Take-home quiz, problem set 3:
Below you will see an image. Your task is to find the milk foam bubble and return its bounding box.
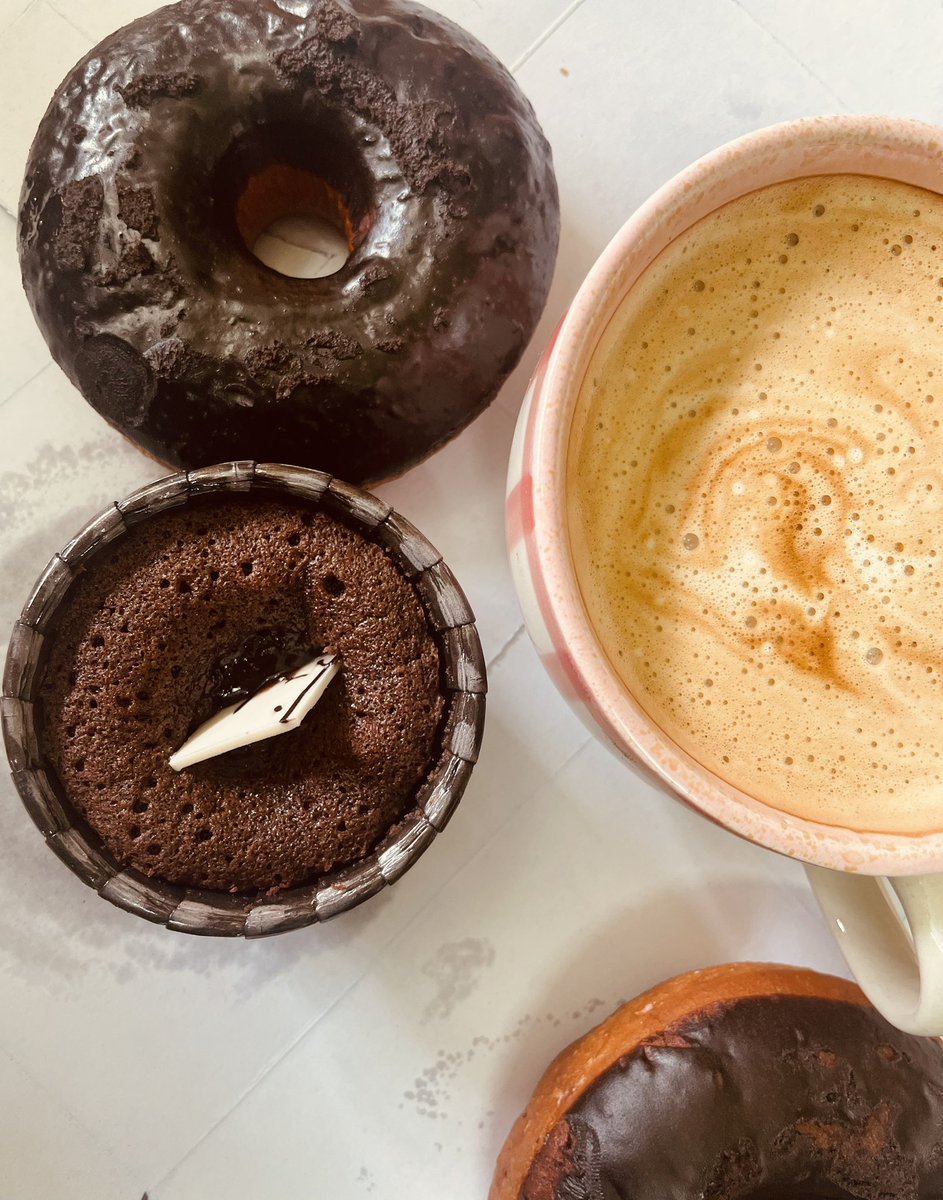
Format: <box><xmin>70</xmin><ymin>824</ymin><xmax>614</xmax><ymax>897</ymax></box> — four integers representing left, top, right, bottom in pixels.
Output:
<box><xmin>568</xmin><ymin>175</ymin><xmax>943</xmax><ymax>835</ymax></box>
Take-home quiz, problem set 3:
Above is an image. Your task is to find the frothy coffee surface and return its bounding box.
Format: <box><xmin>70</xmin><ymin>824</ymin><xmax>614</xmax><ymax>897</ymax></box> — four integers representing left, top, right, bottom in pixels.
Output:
<box><xmin>569</xmin><ymin>175</ymin><xmax>943</xmax><ymax>834</ymax></box>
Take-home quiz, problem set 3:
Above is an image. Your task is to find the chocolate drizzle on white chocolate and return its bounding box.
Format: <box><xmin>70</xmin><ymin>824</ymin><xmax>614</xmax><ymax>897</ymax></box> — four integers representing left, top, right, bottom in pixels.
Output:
<box><xmin>169</xmin><ymin>653</ymin><xmax>340</xmax><ymax>771</ymax></box>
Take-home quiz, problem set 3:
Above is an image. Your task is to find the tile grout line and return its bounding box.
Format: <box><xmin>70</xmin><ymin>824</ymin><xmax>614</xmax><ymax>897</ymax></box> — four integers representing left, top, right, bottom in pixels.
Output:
<box><xmin>0</xmin><ymin>1039</ymin><xmax>139</xmax><ymax>1185</ymax></box>
<box><xmin>44</xmin><ymin>0</ymin><xmax>94</xmax><ymax>44</ymax></box>
<box><xmin>150</xmin><ymin>726</ymin><xmax>595</xmax><ymax>1196</ymax></box>
<box><xmin>148</xmin><ymin>955</ymin><xmax>395</xmax><ymax>1194</ymax></box>
<box><xmin>726</xmin><ymin>0</ymin><xmax>851</xmax><ymax>111</ymax></box>
<box><xmin>2</xmin><ymin>0</ymin><xmax>35</xmax><ymax>33</ymax></box>
<box><xmin>0</xmin><ymin>361</ymin><xmax>53</xmax><ymax>411</ymax></box>
<box><xmin>510</xmin><ymin>0</ymin><xmax>592</xmax><ymax>74</ymax></box>
<box><xmin>485</xmin><ymin>622</ymin><xmax>525</xmax><ymax>673</ymax></box>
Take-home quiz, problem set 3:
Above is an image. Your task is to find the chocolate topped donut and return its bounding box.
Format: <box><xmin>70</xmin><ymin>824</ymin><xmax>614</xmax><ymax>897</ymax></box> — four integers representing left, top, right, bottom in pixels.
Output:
<box><xmin>18</xmin><ymin>0</ymin><xmax>559</xmax><ymax>482</ymax></box>
<box><xmin>493</xmin><ymin>964</ymin><xmax>943</xmax><ymax>1200</ymax></box>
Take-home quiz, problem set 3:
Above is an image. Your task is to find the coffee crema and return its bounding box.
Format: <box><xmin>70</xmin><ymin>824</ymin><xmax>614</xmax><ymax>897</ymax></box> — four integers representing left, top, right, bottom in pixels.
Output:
<box><xmin>569</xmin><ymin>175</ymin><xmax>943</xmax><ymax>835</ymax></box>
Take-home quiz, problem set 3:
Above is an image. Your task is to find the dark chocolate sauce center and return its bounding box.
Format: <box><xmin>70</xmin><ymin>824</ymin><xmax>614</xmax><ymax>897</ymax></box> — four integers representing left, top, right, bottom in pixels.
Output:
<box><xmin>205</xmin><ymin>627</ymin><xmax>314</xmax><ymax>709</ymax></box>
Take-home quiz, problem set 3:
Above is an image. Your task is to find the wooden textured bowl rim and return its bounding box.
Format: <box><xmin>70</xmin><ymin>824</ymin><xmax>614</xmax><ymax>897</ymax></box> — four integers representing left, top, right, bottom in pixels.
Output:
<box><xmin>2</xmin><ymin>461</ymin><xmax>486</xmax><ymax>937</ymax></box>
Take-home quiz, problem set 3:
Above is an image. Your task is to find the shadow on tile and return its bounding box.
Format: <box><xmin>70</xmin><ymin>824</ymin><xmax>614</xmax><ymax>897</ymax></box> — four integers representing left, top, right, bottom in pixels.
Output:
<box><xmin>0</xmin><ymin>776</ymin><xmax>398</xmax><ymax>992</ymax></box>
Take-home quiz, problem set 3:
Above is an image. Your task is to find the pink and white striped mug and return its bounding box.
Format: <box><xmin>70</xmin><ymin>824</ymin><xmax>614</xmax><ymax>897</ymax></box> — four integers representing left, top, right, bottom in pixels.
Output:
<box><xmin>507</xmin><ymin>115</ymin><xmax>943</xmax><ymax>1035</ymax></box>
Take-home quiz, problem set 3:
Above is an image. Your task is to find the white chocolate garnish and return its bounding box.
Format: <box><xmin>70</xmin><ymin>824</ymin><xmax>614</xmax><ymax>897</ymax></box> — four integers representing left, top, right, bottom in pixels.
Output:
<box><xmin>169</xmin><ymin>654</ymin><xmax>340</xmax><ymax>772</ymax></box>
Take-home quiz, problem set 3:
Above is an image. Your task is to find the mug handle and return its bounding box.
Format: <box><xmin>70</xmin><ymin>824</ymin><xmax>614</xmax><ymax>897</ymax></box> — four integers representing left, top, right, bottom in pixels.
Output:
<box><xmin>805</xmin><ymin>864</ymin><xmax>943</xmax><ymax>1036</ymax></box>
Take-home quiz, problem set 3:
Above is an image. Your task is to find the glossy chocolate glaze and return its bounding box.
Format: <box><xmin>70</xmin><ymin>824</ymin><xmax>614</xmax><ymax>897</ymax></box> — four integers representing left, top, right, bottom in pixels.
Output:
<box><xmin>522</xmin><ymin>995</ymin><xmax>943</xmax><ymax>1200</ymax></box>
<box><xmin>19</xmin><ymin>0</ymin><xmax>560</xmax><ymax>483</ymax></box>
<box><xmin>205</xmin><ymin>626</ymin><xmax>316</xmax><ymax>708</ymax></box>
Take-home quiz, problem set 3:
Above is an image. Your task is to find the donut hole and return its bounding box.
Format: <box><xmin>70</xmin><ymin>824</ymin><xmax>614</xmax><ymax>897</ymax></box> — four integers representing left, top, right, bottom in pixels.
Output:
<box><xmin>224</xmin><ymin>121</ymin><xmax>373</xmax><ymax>281</ymax></box>
<box><xmin>252</xmin><ymin>211</ymin><xmax>350</xmax><ymax>279</ymax></box>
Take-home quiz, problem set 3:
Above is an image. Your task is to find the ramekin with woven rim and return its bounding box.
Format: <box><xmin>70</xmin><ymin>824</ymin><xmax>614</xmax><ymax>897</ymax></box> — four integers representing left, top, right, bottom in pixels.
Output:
<box><xmin>3</xmin><ymin>461</ymin><xmax>485</xmax><ymax>936</ymax></box>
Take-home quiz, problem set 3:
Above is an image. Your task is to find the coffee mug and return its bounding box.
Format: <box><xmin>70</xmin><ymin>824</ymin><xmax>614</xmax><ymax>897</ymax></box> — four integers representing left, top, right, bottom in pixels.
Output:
<box><xmin>507</xmin><ymin>115</ymin><xmax>943</xmax><ymax>1036</ymax></box>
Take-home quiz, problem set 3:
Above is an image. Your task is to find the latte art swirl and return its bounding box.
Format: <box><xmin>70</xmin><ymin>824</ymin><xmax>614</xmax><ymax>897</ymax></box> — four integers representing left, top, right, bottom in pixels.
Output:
<box><xmin>569</xmin><ymin>176</ymin><xmax>943</xmax><ymax>833</ymax></box>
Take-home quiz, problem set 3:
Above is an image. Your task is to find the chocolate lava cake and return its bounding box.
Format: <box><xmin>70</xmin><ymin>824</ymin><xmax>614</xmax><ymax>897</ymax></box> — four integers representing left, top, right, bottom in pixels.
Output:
<box><xmin>39</xmin><ymin>494</ymin><xmax>444</xmax><ymax>893</ymax></box>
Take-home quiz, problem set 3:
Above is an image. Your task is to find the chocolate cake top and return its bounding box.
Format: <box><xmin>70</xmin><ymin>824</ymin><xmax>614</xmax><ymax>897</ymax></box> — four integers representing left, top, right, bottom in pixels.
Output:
<box><xmin>40</xmin><ymin>494</ymin><xmax>444</xmax><ymax>893</ymax></box>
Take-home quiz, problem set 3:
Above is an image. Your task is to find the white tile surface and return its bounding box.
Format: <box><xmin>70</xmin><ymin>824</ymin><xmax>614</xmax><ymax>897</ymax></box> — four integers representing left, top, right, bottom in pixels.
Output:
<box><xmin>0</xmin><ymin>362</ymin><xmax>147</xmax><ymax>638</ymax></box>
<box><xmin>378</xmin><ymin>400</ymin><xmax>522</xmax><ymax>661</ymax></box>
<box><xmin>0</xmin><ymin>0</ymin><xmax>927</xmax><ymax>1197</ymax></box>
<box><xmin>493</xmin><ymin>0</ymin><xmax>847</xmax><ymax>424</ymax></box>
<box><xmin>737</xmin><ymin>0</ymin><xmax>943</xmax><ymax>119</ymax></box>
<box><xmin>0</xmin><ymin>0</ymin><xmax>91</xmax><ymax>215</ymax></box>
<box><xmin>0</xmin><ymin>1048</ymin><xmax>138</xmax><ymax>1200</ymax></box>
<box><xmin>0</xmin><ymin>214</ymin><xmax>53</xmax><ymax>400</ymax></box>
<box><xmin>0</xmin><ymin>0</ymin><xmax>32</xmax><ymax>35</ymax></box>
<box><xmin>153</xmin><ymin>735</ymin><xmax>845</xmax><ymax>1200</ymax></box>
<box><xmin>44</xmin><ymin>0</ymin><xmax>173</xmax><ymax>43</ymax></box>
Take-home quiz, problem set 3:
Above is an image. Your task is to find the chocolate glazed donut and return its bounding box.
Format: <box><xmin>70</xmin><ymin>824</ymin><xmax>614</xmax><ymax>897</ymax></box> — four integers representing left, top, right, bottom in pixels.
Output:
<box><xmin>492</xmin><ymin>964</ymin><xmax>943</xmax><ymax>1200</ymax></box>
<box><xmin>18</xmin><ymin>0</ymin><xmax>560</xmax><ymax>483</ymax></box>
